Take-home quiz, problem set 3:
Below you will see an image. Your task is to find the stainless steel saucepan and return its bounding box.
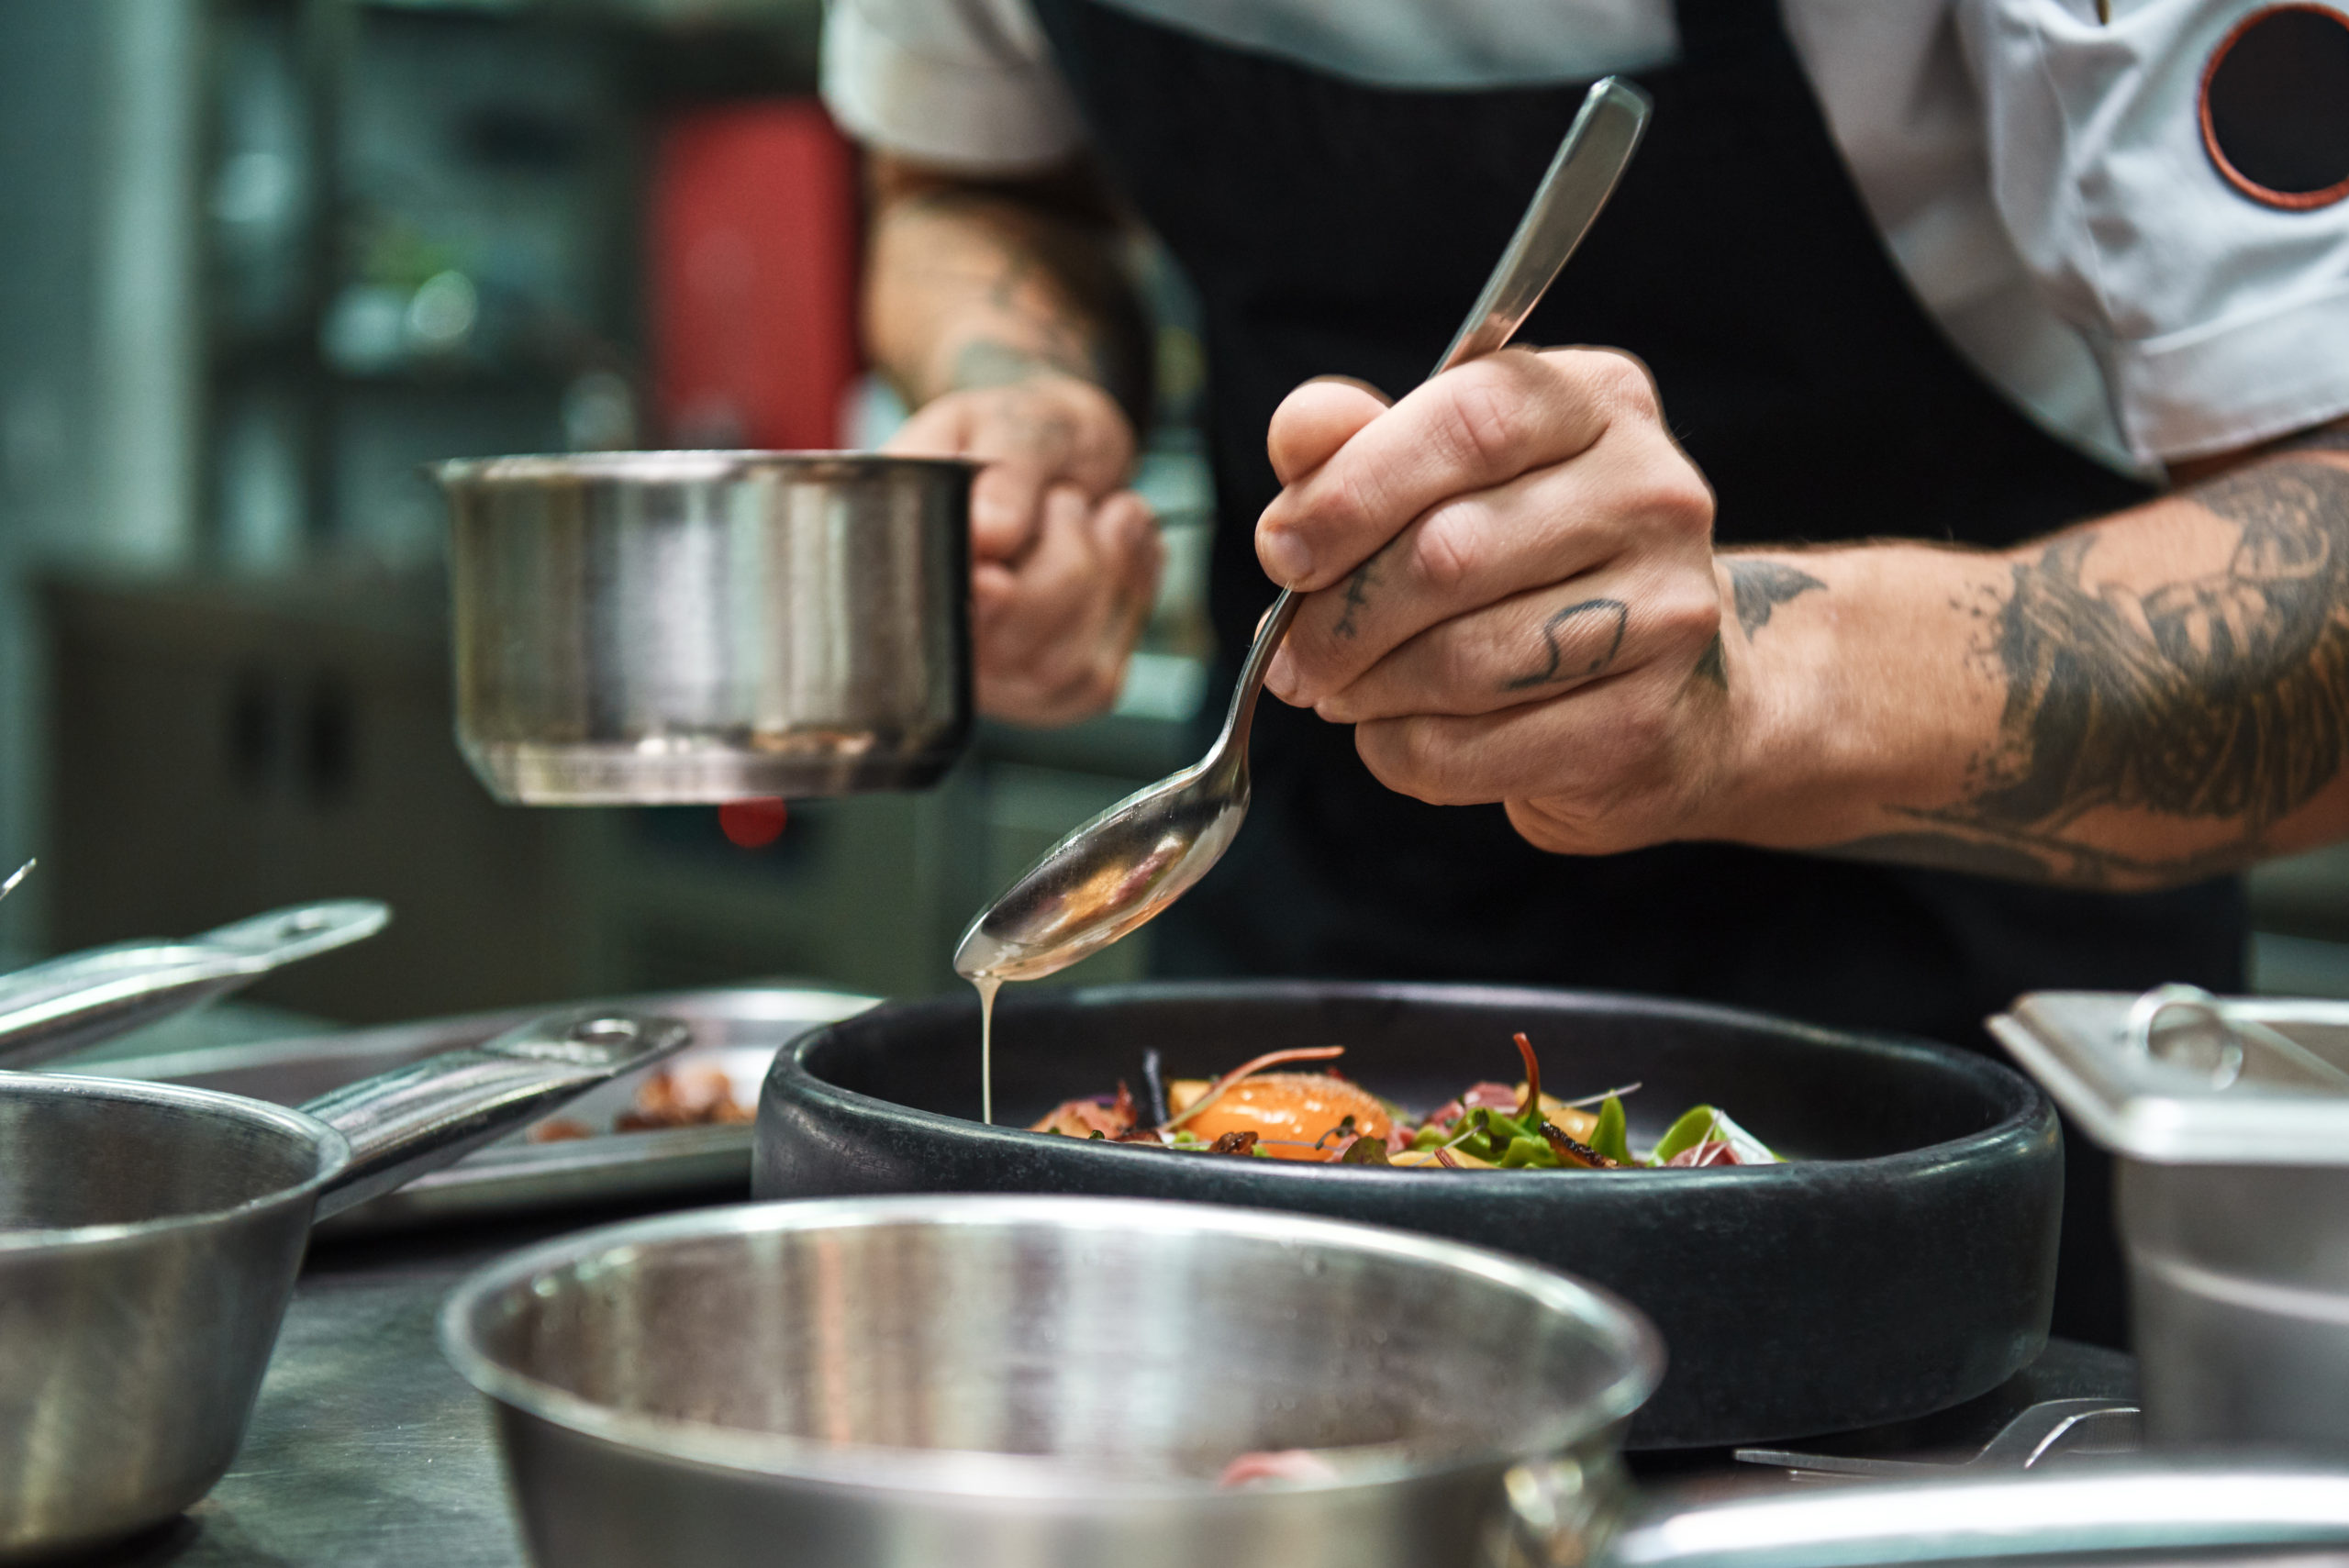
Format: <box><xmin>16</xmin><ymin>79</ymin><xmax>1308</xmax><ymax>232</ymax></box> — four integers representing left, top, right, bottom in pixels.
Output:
<box><xmin>434</xmin><ymin>450</ymin><xmax>976</xmax><ymax>805</ymax></box>
<box><xmin>0</xmin><ymin>898</ymin><xmax>386</xmax><ymax>1068</ymax></box>
<box><xmin>0</xmin><ymin>1006</ymin><xmax>689</xmax><ymax>1561</ymax></box>
<box><xmin>442</xmin><ymin>1195</ymin><xmax>2349</xmax><ymax>1568</ymax></box>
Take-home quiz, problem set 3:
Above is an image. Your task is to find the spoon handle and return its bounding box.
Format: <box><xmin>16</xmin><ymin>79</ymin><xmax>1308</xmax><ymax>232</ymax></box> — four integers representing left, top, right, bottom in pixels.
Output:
<box><xmin>1213</xmin><ymin>76</ymin><xmax>1653</xmax><ymax>756</ymax></box>
<box><xmin>1431</xmin><ymin>77</ymin><xmax>1652</xmax><ymax>377</ymax></box>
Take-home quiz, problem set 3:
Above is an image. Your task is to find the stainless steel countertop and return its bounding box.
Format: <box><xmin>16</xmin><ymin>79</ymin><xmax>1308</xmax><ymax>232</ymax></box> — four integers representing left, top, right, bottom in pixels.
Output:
<box><xmin>71</xmin><ymin>1195</ymin><xmax>2139</xmax><ymax>1568</ymax></box>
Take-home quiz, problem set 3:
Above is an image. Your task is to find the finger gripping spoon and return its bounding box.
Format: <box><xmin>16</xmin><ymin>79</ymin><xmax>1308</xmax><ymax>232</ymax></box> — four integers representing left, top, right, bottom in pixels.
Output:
<box><xmin>955</xmin><ymin>77</ymin><xmax>1653</xmax><ymax>987</ymax></box>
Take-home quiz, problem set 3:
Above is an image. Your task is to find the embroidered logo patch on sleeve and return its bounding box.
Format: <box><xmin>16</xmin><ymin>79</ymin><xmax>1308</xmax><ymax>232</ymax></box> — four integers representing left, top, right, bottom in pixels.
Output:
<box><xmin>2201</xmin><ymin>5</ymin><xmax>2349</xmax><ymax>210</ymax></box>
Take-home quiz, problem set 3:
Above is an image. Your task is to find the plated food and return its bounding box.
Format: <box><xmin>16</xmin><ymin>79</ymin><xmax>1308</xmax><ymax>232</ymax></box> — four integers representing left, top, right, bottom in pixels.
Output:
<box><xmin>527</xmin><ymin>1062</ymin><xmax>754</xmax><ymax>1142</ymax></box>
<box><xmin>1031</xmin><ymin>1032</ymin><xmax>1776</xmax><ymax>1169</ymax></box>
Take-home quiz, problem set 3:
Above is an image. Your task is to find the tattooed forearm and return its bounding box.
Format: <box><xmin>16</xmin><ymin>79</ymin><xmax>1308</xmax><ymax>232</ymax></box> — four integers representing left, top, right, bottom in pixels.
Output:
<box><xmin>1864</xmin><ymin>422</ymin><xmax>2349</xmax><ymax>886</ymax></box>
<box><xmin>1503</xmin><ymin>598</ymin><xmax>1629</xmax><ymax>691</ymax></box>
<box><xmin>865</xmin><ymin>156</ymin><xmax>1152</xmax><ymax>425</ymax></box>
<box><xmin>1727</xmin><ymin>559</ymin><xmax>1826</xmax><ymax>637</ymax></box>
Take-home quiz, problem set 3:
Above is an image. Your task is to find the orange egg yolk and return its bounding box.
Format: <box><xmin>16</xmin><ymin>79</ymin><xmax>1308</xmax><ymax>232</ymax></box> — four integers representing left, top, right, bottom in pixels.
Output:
<box><xmin>1178</xmin><ymin>1073</ymin><xmax>1393</xmax><ymax>1160</ymax></box>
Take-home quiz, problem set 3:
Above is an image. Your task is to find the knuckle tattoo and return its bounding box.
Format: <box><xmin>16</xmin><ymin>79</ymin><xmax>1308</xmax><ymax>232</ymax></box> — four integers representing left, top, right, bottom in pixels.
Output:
<box><xmin>1500</xmin><ymin>597</ymin><xmax>1631</xmax><ymax>692</ymax></box>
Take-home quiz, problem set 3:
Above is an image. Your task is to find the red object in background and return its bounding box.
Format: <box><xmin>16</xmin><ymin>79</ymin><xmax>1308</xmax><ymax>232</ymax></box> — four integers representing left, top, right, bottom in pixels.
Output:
<box><xmin>651</xmin><ymin>102</ymin><xmax>861</xmax><ymax>450</ymax></box>
<box><xmin>718</xmin><ymin>798</ymin><xmax>790</xmax><ymax>850</ymax></box>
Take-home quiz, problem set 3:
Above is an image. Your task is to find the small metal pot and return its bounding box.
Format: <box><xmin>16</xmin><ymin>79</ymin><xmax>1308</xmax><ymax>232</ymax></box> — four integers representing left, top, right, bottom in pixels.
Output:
<box><xmin>442</xmin><ymin>1195</ymin><xmax>1660</xmax><ymax>1568</ymax></box>
<box><xmin>434</xmin><ymin>450</ymin><xmax>975</xmax><ymax>806</ymax></box>
<box><xmin>0</xmin><ymin>1006</ymin><xmax>689</xmax><ymax>1560</ymax></box>
<box><xmin>442</xmin><ymin>1195</ymin><xmax>2349</xmax><ymax>1568</ymax></box>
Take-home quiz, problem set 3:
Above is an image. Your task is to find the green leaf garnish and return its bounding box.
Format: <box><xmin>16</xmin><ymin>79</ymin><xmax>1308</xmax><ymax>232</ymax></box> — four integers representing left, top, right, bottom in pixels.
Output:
<box><xmin>1590</xmin><ymin>1095</ymin><xmax>1631</xmax><ymax>1166</ymax></box>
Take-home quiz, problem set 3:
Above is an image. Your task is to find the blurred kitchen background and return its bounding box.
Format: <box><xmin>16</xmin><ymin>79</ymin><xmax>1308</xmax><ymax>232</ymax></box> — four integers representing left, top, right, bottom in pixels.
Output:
<box><xmin>0</xmin><ymin>0</ymin><xmax>2344</xmax><ymax>1041</ymax></box>
<box><xmin>0</xmin><ymin>0</ymin><xmax>1220</xmax><ymax>1039</ymax></box>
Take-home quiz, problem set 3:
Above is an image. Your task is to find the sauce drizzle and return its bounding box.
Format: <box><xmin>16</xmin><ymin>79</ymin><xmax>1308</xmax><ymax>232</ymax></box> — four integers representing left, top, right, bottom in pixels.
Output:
<box><xmin>973</xmin><ymin>974</ymin><xmax>1003</xmax><ymax>1126</ymax></box>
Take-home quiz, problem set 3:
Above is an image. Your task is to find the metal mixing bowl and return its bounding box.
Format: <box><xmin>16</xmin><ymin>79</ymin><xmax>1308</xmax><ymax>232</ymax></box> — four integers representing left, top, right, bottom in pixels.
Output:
<box><xmin>435</xmin><ymin>450</ymin><xmax>974</xmax><ymax>805</ymax></box>
<box><xmin>440</xmin><ymin>1195</ymin><xmax>1663</xmax><ymax>1568</ymax></box>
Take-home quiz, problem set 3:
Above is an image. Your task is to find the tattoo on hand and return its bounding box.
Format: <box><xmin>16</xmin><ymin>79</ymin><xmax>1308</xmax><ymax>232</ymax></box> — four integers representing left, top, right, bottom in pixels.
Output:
<box><xmin>1503</xmin><ymin>598</ymin><xmax>1630</xmax><ymax>691</ymax></box>
<box><xmin>952</xmin><ymin>338</ymin><xmax>1096</xmax><ymax>391</ymax></box>
<box><xmin>1694</xmin><ymin>633</ymin><xmax>1729</xmax><ymax>690</ymax></box>
<box><xmin>1865</xmin><ymin>436</ymin><xmax>2349</xmax><ymax>885</ymax></box>
<box><xmin>1333</xmin><ymin>556</ymin><xmax>1381</xmax><ymax>639</ymax></box>
<box><xmin>1727</xmin><ymin>559</ymin><xmax>1826</xmax><ymax>637</ymax></box>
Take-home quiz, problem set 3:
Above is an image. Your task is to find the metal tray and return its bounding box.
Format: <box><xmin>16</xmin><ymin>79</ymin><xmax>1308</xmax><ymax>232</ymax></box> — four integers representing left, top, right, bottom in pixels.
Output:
<box><xmin>1991</xmin><ymin>985</ymin><xmax>2349</xmax><ymax>1451</ymax></box>
<box><xmin>102</xmin><ymin>986</ymin><xmax>874</xmax><ymax>1235</ymax></box>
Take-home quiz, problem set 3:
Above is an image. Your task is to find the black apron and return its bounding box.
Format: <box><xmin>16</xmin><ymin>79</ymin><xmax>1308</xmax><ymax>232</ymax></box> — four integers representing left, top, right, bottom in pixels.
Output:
<box><xmin>1023</xmin><ymin>0</ymin><xmax>2246</xmax><ymax>1347</ymax></box>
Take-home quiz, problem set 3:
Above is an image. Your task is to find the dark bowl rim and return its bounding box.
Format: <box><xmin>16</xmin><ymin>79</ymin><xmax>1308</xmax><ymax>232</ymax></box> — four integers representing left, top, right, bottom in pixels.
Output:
<box><xmin>769</xmin><ymin>979</ymin><xmax>2055</xmax><ymax>1189</ymax></box>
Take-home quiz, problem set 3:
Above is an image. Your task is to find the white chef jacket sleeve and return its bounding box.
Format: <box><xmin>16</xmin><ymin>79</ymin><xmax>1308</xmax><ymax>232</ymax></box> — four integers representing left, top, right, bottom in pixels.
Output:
<box><xmin>1961</xmin><ymin>0</ymin><xmax>2349</xmax><ymax>463</ymax></box>
<box><xmin>821</xmin><ymin>0</ymin><xmax>1087</xmax><ymax>172</ymax></box>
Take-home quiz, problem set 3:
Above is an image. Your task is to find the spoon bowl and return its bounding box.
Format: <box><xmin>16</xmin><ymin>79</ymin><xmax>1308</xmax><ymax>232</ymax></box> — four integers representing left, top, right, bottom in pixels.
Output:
<box><xmin>953</xmin><ymin>601</ymin><xmax>1291</xmax><ymax>980</ymax></box>
<box><xmin>955</xmin><ymin>78</ymin><xmax>1652</xmax><ymax>984</ymax></box>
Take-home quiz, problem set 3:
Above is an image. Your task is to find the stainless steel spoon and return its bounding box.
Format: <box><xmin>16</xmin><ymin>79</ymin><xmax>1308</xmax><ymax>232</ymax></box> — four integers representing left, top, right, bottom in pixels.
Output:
<box><xmin>955</xmin><ymin>77</ymin><xmax>1653</xmax><ymax>984</ymax></box>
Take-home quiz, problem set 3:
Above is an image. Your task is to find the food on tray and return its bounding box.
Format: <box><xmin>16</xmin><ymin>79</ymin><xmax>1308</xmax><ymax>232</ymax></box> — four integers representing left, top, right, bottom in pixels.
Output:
<box><xmin>524</xmin><ymin>1062</ymin><xmax>753</xmax><ymax>1143</ymax></box>
<box><xmin>1030</xmin><ymin>1033</ymin><xmax>1776</xmax><ymax>1169</ymax></box>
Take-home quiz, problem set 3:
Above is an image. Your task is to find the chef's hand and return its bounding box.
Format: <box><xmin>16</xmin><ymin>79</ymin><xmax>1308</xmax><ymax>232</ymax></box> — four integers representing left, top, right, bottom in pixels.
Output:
<box><xmin>888</xmin><ymin>372</ymin><xmax>1163</xmax><ymax>726</ymax></box>
<box><xmin>1256</xmin><ymin>348</ymin><xmax>1741</xmax><ymax>854</ymax></box>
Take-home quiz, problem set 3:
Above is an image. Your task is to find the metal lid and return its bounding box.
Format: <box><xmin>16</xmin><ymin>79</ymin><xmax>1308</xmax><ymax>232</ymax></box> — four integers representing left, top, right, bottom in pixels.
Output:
<box><xmin>1988</xmin><ymin>985</ymin><xmax>2349</xmax><ymax>1165</ymax></box>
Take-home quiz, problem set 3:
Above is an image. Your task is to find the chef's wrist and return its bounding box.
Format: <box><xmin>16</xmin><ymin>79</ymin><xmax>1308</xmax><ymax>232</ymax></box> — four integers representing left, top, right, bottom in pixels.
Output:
<box><xmin>943</xmin><ymin>347</ymin><xmax>1141</xmax><ymax>443</ymax></box>
<box><xmin>938</xmin><ymin>339</ymin><xmax>1088</xmax><ymax>395</ymax></box>
<box><xmin>930</xmin><ymin>330</ymin><xmax>1151</xmax><ymax>435</ymax></box>
<box><xmin>1699</xmin><ymin>544</ymin><xmax>2004</xmax><ymax>852</ymax></box>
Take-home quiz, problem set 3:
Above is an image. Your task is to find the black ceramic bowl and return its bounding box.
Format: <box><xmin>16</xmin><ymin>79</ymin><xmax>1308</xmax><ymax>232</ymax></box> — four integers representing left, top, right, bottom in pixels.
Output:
<box><xmin>754</xmin><ymin>982</ymin><xmax>2060</xmax><ymax>1448</ymax></box>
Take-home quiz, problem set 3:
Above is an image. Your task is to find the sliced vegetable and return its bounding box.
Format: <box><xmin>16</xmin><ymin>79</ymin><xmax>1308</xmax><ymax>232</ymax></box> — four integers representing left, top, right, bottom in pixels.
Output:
<box><xmin>1649</xmin><ymin>1105</ymin><xmax>1725</xmax><ymax>1166</ymax></box>
<box><xmin>1589</xmin><ymin>1095</ymin><xmax>1632</xmax><ymax>1166</ymax></box>
<box><xmin>1646</xmin><ymin>1105</ymin><xmax>1777</xmax><ymax>1167</ymax></box>
<box><xmin>1514</xmin><ymin>1031</ymin><xmax>1542</xmax><ymax>1120</ymax></box>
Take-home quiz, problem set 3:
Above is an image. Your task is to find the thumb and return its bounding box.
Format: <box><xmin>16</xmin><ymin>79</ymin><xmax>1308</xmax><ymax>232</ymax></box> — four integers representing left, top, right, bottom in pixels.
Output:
<box><xmin>1266</xmin><ymin>375</ymin><xmax>1392</xmax><ymax>486</ymax></box>
<box><xmin>970</xmin><ymin>459</ymin><xmax>1048</xmax><ymax>562</ymax></box>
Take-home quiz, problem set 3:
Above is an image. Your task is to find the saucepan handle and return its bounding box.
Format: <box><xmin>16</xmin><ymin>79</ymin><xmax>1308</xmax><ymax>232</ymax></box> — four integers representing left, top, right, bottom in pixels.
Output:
<box><xmin>1592</xmin><ymin>1462</ymin><xmax>2349</xmax><ymax>1568</ymax></box>
<box><xmin>0</xmin><ymin>899</ymin><xmax>390</xmax><ymax>1069</ymax></box>
<box><xmin>302</xmin><ymin>1007</ymin><xmax>692</xmax><ymax>1220</ymax></box>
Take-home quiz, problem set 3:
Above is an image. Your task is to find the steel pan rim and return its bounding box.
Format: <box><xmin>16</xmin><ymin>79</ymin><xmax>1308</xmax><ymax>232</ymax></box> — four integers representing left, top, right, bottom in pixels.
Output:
<box><xmin>773</xmin><ymin>980</ymin><xmax>2051</xmax><ymax>1189</ymax></box>
<box><xmin>430</xmin><ymin>450</ymin><xmax>981</xmax><ymax>488</ymax></box>
<box><xmin>0</xmin><ymin>1071</ymin><xmax>344</xmax><ymax>1255</ymax></box>
<box><xmin>439</xmin><ymin>1193</ymin><xmax>1665</xmax><ymax>1499</ymax></box>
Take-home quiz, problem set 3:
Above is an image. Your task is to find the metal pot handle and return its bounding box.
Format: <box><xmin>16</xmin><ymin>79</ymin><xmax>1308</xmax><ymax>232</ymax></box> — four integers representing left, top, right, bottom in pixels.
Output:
<box><xmin>1495</xmin><ymin>1450</ymin><xmax>1637</xmax><ymax>1568</ymax></box>
<box><xmin>0</xmin><ymin>900</ymin><xmax>391</xmax><ymax>1069</ymax></box>
<box><xmin>301</xmin><ymin>1007</ymin><xmax>692</xmax><ymax>1219</ymax></box>
<box><xmin>1598</xmin><ymin>1462</ymin><xmax>2349</xmax><ymax>1568</ymax></box>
